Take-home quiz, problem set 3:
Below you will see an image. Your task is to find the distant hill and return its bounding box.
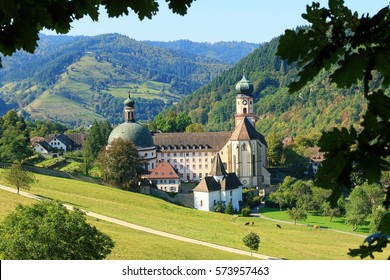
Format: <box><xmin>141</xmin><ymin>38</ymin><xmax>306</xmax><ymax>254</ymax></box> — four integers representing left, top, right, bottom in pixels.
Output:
<box><xmin>143</xmin><ymin>40</ymin><xmax>259</xmax><ymax>64</ymax></box>
<box><xmin>0</xmin><ymin>34</ymin><xmax>252</xmax><ymax>126</ymax></box>
<box><xmin>167</xmin><ymin>37</ymin><xmax>379</xmax><ymax>138</ymax></box>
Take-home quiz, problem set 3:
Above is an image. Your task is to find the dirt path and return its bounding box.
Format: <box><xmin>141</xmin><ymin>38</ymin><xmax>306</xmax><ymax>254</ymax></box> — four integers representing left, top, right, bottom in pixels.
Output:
<box><xmin>0</xmin><ymin>184</ymin><xmax>278</xmax><ymax>260</ymax></box>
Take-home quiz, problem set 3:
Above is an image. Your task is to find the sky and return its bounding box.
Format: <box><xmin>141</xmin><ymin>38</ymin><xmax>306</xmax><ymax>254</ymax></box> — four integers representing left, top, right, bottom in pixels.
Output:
<box><xmin>43</xmin><ymin>0</ymin><xmax>389</xmax><ymax>43</ymax></box>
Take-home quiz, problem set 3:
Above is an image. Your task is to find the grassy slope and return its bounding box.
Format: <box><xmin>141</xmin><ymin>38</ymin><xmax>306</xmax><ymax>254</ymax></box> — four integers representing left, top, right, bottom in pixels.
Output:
<box><xmin>0</xmin><ymin>190</ymin><xmax>250</xmax><ymax>260</ymax></box>
<box><xmin>22</xmin><ymin>53</ymin><xmax>181</xmax><ymax>124</ymax></box>
<box><xmin>0</xmin><ymin>172</ymin><xmax>389</xmax><ymax>260</ymax></box>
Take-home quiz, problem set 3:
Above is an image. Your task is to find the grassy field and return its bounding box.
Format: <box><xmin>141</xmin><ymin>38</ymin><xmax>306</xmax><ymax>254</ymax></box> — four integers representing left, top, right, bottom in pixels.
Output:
<box><xmin>259</xmin><ymin>207</ymin><xmax>371</xmax><ymax>234</ymax></box>
<box><xmin>1</xmin><ymin>171</ymin><xmax>389</xmax><ymax>260</ymax></box>
<box><xmin>0</xmin><ymin>190</ymin><xmax>251</xmax><ymax>260</ymax></box>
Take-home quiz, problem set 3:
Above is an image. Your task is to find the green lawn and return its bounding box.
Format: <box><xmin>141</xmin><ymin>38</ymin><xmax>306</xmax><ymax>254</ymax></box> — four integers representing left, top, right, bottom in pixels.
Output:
<box><xmin>0</xmin><ymin>171</ymin><xmax>389</xmax><ymax>260</ymax></box>
<box><xmin>0</xmin><ymin>190</ymin><xmax>250</xmax><ymax>260</ymax></box>
<box><xmin>259</xmin><ymin>207</ymin><xmax>371</xmax><ymax>234</ymax></box>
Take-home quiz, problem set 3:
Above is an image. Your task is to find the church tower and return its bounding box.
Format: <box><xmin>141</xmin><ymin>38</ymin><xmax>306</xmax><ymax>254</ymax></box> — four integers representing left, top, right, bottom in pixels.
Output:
<box><xmin>234</xmin><ymin>72</ymin><xmax>257</xmax><ymax>128</ymax></box>
<box><xmin>124</xmin><ymin>93</ymin><xmax>135</xmax><ymax>122</ymax></box>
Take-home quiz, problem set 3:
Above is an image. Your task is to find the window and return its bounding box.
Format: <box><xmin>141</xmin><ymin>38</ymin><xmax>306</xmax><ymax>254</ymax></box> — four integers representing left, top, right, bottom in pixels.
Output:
<box><xmin>192</xmin><ymin>152</ymin><xmax>195</xmax><ymax>156</ymax></box>
<box><xmin>200</xmin><ymin>200</ymin><xmax>203</xmax><ymax>207</ymax></box>
<box><xmin>205</xmin><ymin>158</ymin><xmax>208</xmax><ymax>162</ymax></box>
<box><xmin>180</xmin><ymin>159</ymin><xmax>183</xmax><ymax>163</ymax></box>
<box><xmin>205</xmin><ymin>164</ymin><xmax>208</xmax><ymax>169</ymax></box>
<box><xmin>192</xmin><ymin>158</ymin><xmax>195</xmax><ymax>162</ymax></box>
<box><xmin>243</xmin><ymin>107</ymin><xmax>247</xmax><ymax>114</ymax></box>
<box><xmin>242</xmin><ymin>143</ymin><xmax>247</xmax><ymax>151</ymax></box>
<box><xmin>199</xmin><ymin>164</ymin><xmax>202</xmax><ymax>169</ymax></box>
<box><xmin>199</xmin><ymin>158</ymin><xmax>202</xmax><ymax>162</ymax></box>
<box><xmin>193</xmin><ymin>165</ymin><xmax>196</xmax><ymax>169</ymax></box>
<box><xmin>186</xmin><ymin>158</ymin><xmax>189</xmax><ymax>162</ymax></box>
<box><xmin>173</xmin><ymin>153</ymin><xmax>177</xmax><ymax>156</ymax></box>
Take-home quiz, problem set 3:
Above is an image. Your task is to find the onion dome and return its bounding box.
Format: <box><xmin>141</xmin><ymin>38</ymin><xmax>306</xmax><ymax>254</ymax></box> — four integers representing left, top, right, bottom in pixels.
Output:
<box><xmin>235</xmin><ymin>74</ymin><xmax>254</xmax><ymax>95</ymax></box>
<box><xmin>124</xmin><ymin>94</ymin><xmax>134</xmax><ymax>108</ymax></box>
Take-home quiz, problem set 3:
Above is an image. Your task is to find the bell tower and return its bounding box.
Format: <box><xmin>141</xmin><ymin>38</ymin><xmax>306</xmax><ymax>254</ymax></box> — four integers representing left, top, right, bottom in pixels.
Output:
<box><xmin>234</xmin><ymin>72</ymin><xmax>257</xmax><ymax>128</ymax></box>
<box><xmin>124</xmin><ymin>93</ymin><xmax>135</xmax><ymax>123</ymax></box>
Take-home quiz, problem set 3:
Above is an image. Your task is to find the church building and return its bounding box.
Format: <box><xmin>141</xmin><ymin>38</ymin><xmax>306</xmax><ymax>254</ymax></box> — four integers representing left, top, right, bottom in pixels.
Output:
<box><xmin>107</xmin><ymin>74</ymin><xmax>270</xmax><ymax>194</ymax></box>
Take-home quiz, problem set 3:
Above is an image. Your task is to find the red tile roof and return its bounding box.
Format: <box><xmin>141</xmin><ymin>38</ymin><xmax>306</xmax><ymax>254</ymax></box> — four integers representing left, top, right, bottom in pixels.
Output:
<box><xmin>147</xmin><ymin>162</ymin><xmax>179</xmax><ymax>179</ymax></box>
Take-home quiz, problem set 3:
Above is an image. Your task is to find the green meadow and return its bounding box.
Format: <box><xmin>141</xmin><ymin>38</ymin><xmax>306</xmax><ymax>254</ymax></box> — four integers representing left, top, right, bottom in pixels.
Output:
<box><xmin>0</xmin><ymin>190</ymin><xmax>250</xmax><ymax>260</ymax></box>
<box><xmin>1</xmin><ymin>171</ymin><xmax>389</xmax><ymax>260</ymax></box>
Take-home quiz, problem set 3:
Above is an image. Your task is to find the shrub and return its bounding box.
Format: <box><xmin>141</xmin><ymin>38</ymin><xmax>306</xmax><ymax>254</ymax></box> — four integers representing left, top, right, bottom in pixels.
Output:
<box><xmin>241</xmin><ymin>207</ymin><xmax>251</xmax><ymax>217</ymax></box>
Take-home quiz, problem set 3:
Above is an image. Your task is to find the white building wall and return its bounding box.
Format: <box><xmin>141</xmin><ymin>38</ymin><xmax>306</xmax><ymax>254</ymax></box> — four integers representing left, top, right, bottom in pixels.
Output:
<box><xmin>194</xmin><ymin>191</ymin><xmax>220</xmax><ymax>211</ymax></box>
<box><xmin>48</xmin><ymin>139</ymin><xmax>67</xmax><ymax>153</ymax></box>
<box><xmin>33</xmin><ymin>144</ymin><xmax>49</xmax><ymax>155</ymax></box>
<box><xmin>157</xmin><ymin>149</ymin><xmax>215</xmax><ymax>181</ymax></box>
<box><xmin>221</xmin><ymin>187</ymin><xmax>242</xmax><ymax>212</ymax></box>
<box><xmin>138</xmin><ymin>146</ymin><xmax>157</xmax><ymax>172</ymax></box>
<box><xmin>155</xmin><ymin>179</ymin><xmax>180</xmax><ymax>193</ymax></box>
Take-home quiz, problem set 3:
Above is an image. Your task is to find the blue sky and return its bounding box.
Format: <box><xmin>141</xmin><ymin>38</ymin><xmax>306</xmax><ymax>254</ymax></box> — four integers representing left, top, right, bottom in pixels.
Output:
<box><xmin>43</xmin><ymin>0</ymin><xmax>389</xmax><ymax>43</ymax></box>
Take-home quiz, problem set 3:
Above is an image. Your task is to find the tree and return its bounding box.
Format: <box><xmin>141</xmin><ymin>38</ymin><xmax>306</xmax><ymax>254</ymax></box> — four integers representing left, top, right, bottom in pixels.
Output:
<box><xmin>97</xmin><ymin>138</ymin><xmax>144</xmax><ymax>189</ymax></box>
<box><xmin>0</xmin><ymin>0</ymin><xmax>194</xmax><ymax>66</ymax></box>
<box><xmin>265</xmin><ymin>132</ymin><xmax>283</xmax><ymax>167</ymax></box>
<box><xmin>242</xmin><ymin>232</ymin><xmax>260</xmax><ymax>257</ymax></box>
<box><xmin>185</xmin><ymin>123</ymin><xmax>204</xmax><ymax>132</ymax></box>
<box><xmin>1</xmin><ymin>163</ymin><xmax>36</xmax><ymax>195</ymax></box>
<box><xmin>0</xmin><ymin>201</ymin><xmax>114</xmax><ymax>259</ymax></box>
<box><xmin>175</xmin><ymin>112</ymin><xmax>192</xmax><ymax>132</ymax></box>
<box><xmin>277</xmin><ymin>0</ymin><xmax>389</xmax><ymax>259</ymax></box>
<box><xmin>83</xmin><ymin>120</ymin><xmax>112</xmax><ymax>175</ymax></box>
<box><xmin>286</xmin><ymin>207</ymin><xmax>307</xmax><ymax>225</ymax></box>
<box><xmin>345</xmin><ymin>183</ymin><xmax>382</xmax><ymax>231</ymax></box>
<box><xmin>225</xmin><ymin>200</ymin><xmax>234</xmax><ymax>215</ymax></box>
<box><xmin>269</xmin><ymin>176</ymin><xmax>297</xmax><ymax>211</ymax></box>
<box><xmin>0</xmin><ymin>110</ymin><xmax>32</xmax><ymax>162</ymax></box>
<box><xmin>321</xmin><ymin>201</ymin><xmax>341</xmax><ymax>221</ymax></box>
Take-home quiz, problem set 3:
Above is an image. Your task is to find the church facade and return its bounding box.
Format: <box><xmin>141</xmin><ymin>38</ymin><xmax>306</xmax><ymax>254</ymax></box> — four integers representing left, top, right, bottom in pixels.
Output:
<box><xmin>107</xmin><ymin>74</ymin><xmax>270</xmax><ymax>190</ymax></box>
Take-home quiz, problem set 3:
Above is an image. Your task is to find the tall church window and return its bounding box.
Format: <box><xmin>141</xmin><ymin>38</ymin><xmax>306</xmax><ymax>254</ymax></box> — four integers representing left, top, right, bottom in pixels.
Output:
<box><xmin>242</xmin><ymin>143</ymin><xmax>247</xmax><ymax>151</ymax></box>
<box><xmin>252</xmin><ymin>155</ymin><xmax>256</xmax><ymax>175</ymax></box>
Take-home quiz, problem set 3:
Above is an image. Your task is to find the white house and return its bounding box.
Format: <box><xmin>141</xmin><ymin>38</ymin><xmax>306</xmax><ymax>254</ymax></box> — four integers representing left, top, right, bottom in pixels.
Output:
<box><xmin>32</xmin><ymin>140</ymin><xmax>54</xmax><ymax>156</ymax></box>
<box><xmin>47</xmin><ymin>134</ymin><xmax>80</xmax><ymax>154</ymax></box>
<box><xmin>193</xmin><ymin>153</ymin><xmax>243</xmax><ymax>212</ymax></box>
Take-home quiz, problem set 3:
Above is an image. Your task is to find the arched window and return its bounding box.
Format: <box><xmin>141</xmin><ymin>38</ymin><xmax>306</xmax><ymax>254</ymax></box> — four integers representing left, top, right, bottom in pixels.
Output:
<box><xmin>243</xmin><ymin>107</ymin><xmax>247</xmax><ymax>114</ymax></box>
<box><xmin>252</xmin><ymin>154</ymin><xmax>256</xmax><ymax>175</ymax></box>
<box><xmin>242</xmin><ymin>143</ymin><xmax>247</xmax><ymax>151</ymax></box>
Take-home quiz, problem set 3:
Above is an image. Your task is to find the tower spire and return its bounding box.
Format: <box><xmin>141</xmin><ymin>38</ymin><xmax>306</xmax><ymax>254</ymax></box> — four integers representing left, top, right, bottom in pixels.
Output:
<box><xmin>124</xmin><ymin>92</ymin><xmax>135</xmax><ymax>122</ymax></box>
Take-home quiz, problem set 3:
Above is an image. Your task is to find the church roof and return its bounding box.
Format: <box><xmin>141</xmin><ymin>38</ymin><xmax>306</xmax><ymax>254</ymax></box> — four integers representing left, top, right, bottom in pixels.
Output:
<box><xmin>220</xmin><ymin>173</ymin><xmax>243</xmax><ymax>191</ymax></box>
<box><xmin>209</xmin><ymin>153</ymin><xmax>227</xmax><ymax>176</ymax></box>
<box><xmin>193</xmin><ymin>177</ymin><xmax>221</xmax><ymax>192</ymax></box>
<box><xmin>193</xmin><ymin>173</ymin><xmax>242</xmax><ymax>193</ymax></box>
<box><xmin>148</xmin><ymin>162</ymin><xmax>179</xmax><ymax>179</ymax></box>
<box><xmin>107</xmin><ymin>122</ymin><xmax>154</xmax><ymax>148</ymax></box>
<box><xmin>230</xmin><ymin>117</ymin><xmax>267</xmax><ymax>147</ymax></box>
<box><xmin>153</xmin><ymin>132</ymin><xmax>231</xmax><ymax>152</ymax></box>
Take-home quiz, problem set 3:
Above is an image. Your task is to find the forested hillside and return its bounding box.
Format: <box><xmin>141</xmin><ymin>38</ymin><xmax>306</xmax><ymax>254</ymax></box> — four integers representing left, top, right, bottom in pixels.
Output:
<box><xmin>168</xmin><ymin>37</ymin><xmax>375</xmax><ymax>138</ymax></box>
<box><xmin>0</xmin><ymin>34</ymin><xmax>241</xmax><ymax>126</ymax></box>
<box><xmin>144</xmin><ymin>40</ymin><xmax>259</xmax><ymax>64</ymax></box>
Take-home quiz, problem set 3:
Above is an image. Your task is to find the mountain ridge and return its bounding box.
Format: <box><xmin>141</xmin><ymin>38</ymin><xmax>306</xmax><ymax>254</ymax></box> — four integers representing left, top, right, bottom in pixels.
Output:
<box><xmin>0</xmin><ymin>34</ymin><xmax>257</xmax><ymax>126</ymax></box>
